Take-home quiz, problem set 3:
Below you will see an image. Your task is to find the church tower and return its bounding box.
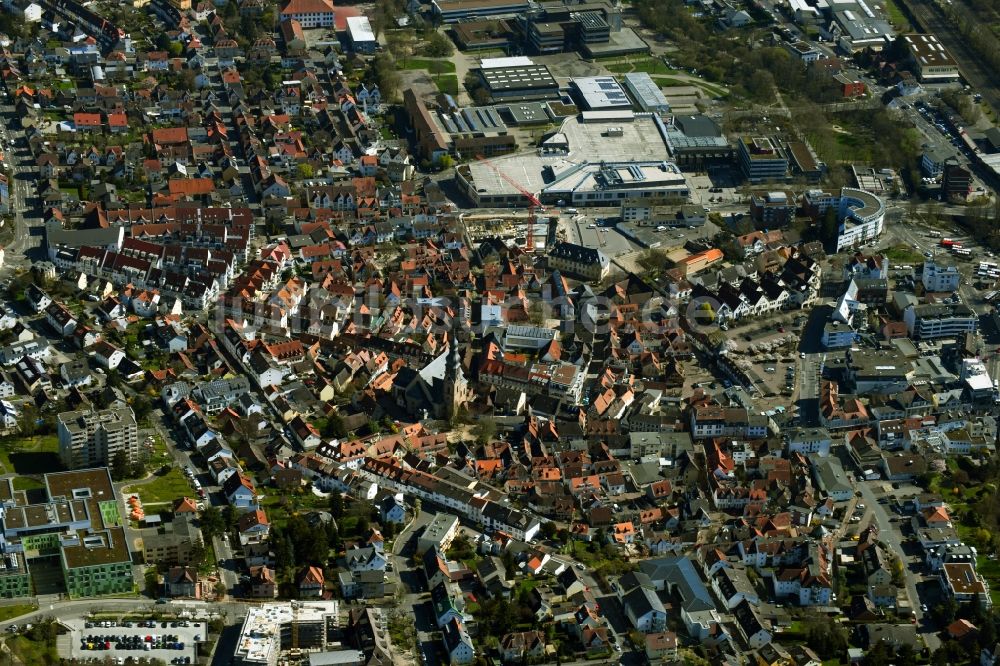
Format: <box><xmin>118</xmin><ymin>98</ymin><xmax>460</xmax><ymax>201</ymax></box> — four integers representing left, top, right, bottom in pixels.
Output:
<box><xmin>444</xmin><ymin>317</ymin><xmax>470</xmax><ymax>418</ymax></box>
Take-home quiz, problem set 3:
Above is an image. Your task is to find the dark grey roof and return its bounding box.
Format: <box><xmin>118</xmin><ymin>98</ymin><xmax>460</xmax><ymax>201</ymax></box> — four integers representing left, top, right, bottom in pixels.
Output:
<box><xmin>675</xmin><ymin>115</ymin><xmax>722</xmax><ymax>138</ymax></box>
<box><xmin>623</xmin><ymin>585</ymin><xmax>664</xmax><ymax>620</ymax></box>
<box><xmin>549</xmin><ymin>241</ymin><xmax>607</xmax><ymax>267</ymax></box>
<box><xmin>639</xmin><ymin>556</ymin><xmax>716</xmax><ymax>613</ymax></box>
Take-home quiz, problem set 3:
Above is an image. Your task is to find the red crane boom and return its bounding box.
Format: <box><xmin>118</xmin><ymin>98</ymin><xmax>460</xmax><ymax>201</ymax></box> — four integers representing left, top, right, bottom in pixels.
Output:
<box><xmin>474</xmin><ymin>155</ymin><xmax>548</xmax><ymax>251</ymax></box>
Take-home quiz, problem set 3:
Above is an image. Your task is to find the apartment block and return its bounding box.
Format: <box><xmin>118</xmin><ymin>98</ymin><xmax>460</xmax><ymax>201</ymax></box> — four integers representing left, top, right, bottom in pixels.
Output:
<box><xmin>57</xmin><ymin>406</ymin><xmax>138</xmax><ymax>470</ymax></box>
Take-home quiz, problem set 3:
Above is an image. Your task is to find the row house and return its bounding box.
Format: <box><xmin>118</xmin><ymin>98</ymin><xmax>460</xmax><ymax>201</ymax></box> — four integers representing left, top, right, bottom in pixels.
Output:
<box><xmin>690</xmin><ymin>406</ymin><xmax>768</xmax><ymax>440</ymax></box>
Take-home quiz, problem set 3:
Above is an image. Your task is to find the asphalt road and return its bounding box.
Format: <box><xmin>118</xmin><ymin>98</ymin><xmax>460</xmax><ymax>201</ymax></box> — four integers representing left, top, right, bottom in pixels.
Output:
<box><xmin>213</xmin><ymin>534</ymin><xmax>240</xmax><ymax>595</ymax></box>
<box><xmin>856</xmin><ymin>481</ymin><xmax>941</xmax><ymax>652</ymax></box>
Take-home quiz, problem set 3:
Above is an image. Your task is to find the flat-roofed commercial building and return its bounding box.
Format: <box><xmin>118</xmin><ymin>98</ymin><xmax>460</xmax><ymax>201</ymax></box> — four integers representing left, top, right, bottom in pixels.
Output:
<box><xmin>451</xmin><ymin>19</ymin><xmax>514</xmax><ymax>50</ymax></box>
<box><xmin>0</xmin><ymin>469</ymin><xmax>134</xmax><ymax>598</ymax></box>
<box><xmin>903</xmin><ymin>303</ymin><xmax>978</xmax><ymax>340</ymax></box>
<box><xmin>478</xmin><ymin>64</ymin><xmax>560</xmax><ymax>101</ymax></box>
<box><xmin>234</xmin><ymin>601</ymin><xmax>341</xmax><ymax>666</ymax></box>
<box><xmin>904</xmin><ymin>33</ymin><xmax>959</xmax><ymax>82</ymax></box>
<box><xmin>570</xmin><ymin>76</ymin><xmax>632</xmax><ymax>110</ymax></box>
<box><xmin>623</xmin><ymin>72</ymin><xmax>669</xmax><ymax>113</ymax></box>
<box><xmin>346</xmin><ymin>16</ymin><xmax>377</xmax><ymax>53</ymax></box>
<box><xmin>738</xmin><ymin>136</ymin><xmax>788</xmax><ymax>183</ymax></box>
<box><xmin>432</xmin><ymin>0</ymin><xmax>529</xmax><ymax>23</ymax></box>
<box><xmin>663</xmin><ymin>115</ymin><xmax>733</xmax><ymax>170</ymax></box>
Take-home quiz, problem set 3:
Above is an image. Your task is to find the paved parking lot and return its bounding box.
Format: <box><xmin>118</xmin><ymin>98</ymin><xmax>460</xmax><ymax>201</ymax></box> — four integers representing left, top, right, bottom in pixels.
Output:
<box><xmin>63</xmin><ymin>618</ymin><xmax>205</xmax><ymax>664</ymax></box>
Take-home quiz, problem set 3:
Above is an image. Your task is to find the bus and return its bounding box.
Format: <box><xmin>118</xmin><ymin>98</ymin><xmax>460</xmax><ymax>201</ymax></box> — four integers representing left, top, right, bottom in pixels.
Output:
<box><xmin>928</xmin><ymin>231</ymin><xmax>941</xmax><ymax>238</ymax></box>
<box><xmin>941</xmin><ymin>238</ymin><xmax>954</xmax><ymax>247</ymax></box>
<box><xmin>953</xmin><ymin>248</ymin><xmax>972</xmax><ymax>257</ymax></box>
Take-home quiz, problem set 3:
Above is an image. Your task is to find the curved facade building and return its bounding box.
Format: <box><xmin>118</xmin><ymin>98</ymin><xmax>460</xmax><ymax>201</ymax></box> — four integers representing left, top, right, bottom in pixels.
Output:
<box><xmin>803</xmin><ymin>187</ymin><xmax>885</xmax><ymax>252</ymax></box>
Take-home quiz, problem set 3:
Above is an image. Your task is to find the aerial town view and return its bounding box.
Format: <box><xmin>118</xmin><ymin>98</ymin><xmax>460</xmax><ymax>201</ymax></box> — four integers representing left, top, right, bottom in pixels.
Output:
<box><xmin>0</xmin><ymin>0</ymin><xmax>999</xmax><ymax>662</ymax></box>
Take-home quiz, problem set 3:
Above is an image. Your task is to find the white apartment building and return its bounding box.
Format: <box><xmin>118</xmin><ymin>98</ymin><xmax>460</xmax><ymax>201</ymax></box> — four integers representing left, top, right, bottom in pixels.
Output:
<box><xmin>922</xmin><ymin>260</ymin><xmax>961</xmax><ymax>293</ymax></box>
<box><xmin>57</xmin><ymin>406</ymin><xmax>138</xmax><ymax>469</ymax></box>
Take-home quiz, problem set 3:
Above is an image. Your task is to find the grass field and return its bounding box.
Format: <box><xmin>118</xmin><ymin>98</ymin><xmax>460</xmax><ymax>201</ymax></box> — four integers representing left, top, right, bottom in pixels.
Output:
<box><xmin>806</xmin><ymin>127</ymin><xmax>871</xmax><ymax>164</ymax></box>
<box><xmin>881</xmin><ymin>0</ymin><xmax>911</xmax><ymax>30</ymax></box>
<box><xmin>11</xmin><ymin>477</ymin><xmax>45</xmax><ymax>491</ymax></box>
<box><xmin>126</xmin><ymin>467</ymin><xmax>191</xmax><ymax>506</ymax></box>
<box><xmin>884</xmin><ymin>244</ymin><xmax>924</xmax><ymax>263</ymax></box>
<box><xmin>400</xmin><ymin>58</ymin><xmax>456</xmax><ymax>74</ymax></box>
<box><xmin>603</xmin><ymin>57</ymin><xmax>682</xmax><ymax>76</ymax></box>
<box><xmin>0</xmin><ymin>435</ymin><xmax>61</xmax><ymax>476</ymax></box>
<box><xmin>5</xmin><ymin>634</ymin><xmax>57</xmax><ymax>664</ymax></box>
<box><xmin>0</xmin><ymin>604</ymin><xmax>36</xmax><ymax>623</ymax></box>
<box><xmin>976</xmin><ymin>556</ymin><xmax>1000</xmax><ymax>607</ymax></box>
<box><xmin>651</xmin><ymin>76</ymin><xmax>728</xmax><ymax>98</ymax></box>
<box><xmin>434</xmin><ymin>74</ymin><xmax>459</xmax><ymax>96</ymax></box>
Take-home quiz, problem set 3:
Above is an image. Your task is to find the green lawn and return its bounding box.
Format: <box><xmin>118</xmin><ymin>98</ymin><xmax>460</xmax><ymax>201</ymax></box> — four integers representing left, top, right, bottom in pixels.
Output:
<box><xmin>434</xmin><ymin>74</ymin><xmax>459</xmax><ymax>96</ymax></box>
<box><xmin>976</xmin><ymin>556</ymin><xmax>1000</xmax><ymax>607</ymax></box>
<box><xmin>400</xmin><ymin>58</ymin><xmax>456</xmax><ymax>74</ymax></box>
<box><xmin>651</xmin><ymin>76</ymin><xmax>728</xmax><ymax>98</ymax></box>
<box><xmin>145</xmin><ymin>433</ymin><xmax>171</xmax><ymax>470</ymax></box>
<box><xmin>880</xmin><ymin>0</ymin><xmax>911</xmax><ymax>30</ymax></box>
<box><xmin>5</xmin><ymin>634</ymin><xmax>57</xmax><ymax>664</ymax></box>
<box><xmin>0</xmin><ymin>435</ymin><xmax>60</xmax><ymax>476</ymax></box>
<box><xmin>603</xmin><ymin>57</ymin><xmax>681</xmax><ymax>76</ymax></box>
<box><xmin>126</xmin><ymin>467</ymin><xmax>191</xmax><ymax>506</ymax></box>
<box><xmin>884</xmin><ymin>244</ymin><xmax>924</xmax><ymax>264</ymax></box>
<box><xmin>11</xmin><ymin>477</ymin><xmax>44</xmax><ymax>492</ymax></box>
<box><xmin>0</xmin><ymin>604</ymin><xmax>36</xmax><ymax>623</ymax></box>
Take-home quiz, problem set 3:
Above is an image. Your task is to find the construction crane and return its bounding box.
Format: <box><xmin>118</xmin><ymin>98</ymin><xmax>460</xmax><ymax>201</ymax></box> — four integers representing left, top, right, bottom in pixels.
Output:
<box><xmin>474</xmin><ymin>155</ymin><xmax>545</xmax><ymax>250</ymax></box>
<box><xmin>290</xmin><ymin>600</ymin><xmax>300</xmax><ymax>661</ymax></box>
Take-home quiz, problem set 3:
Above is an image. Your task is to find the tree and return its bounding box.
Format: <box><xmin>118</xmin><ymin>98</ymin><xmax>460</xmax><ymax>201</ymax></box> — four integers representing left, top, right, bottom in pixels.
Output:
<box><xmin>110</xmin><ymin>450</ymin><xmax>129</xmax><ymax>481</ymax></box>
<box><xmin>820</xmin><ymin>206</ymin><xmax>840</xmax><ymax>246</ymax></box>
<box><xmin>19</xmin><ymin>402</ymin><xmax>38</xmax><ymax>436</ymax></box>
<box><xmin>188</xmin><ymin>542</ymin><xmax>207</xmax><ymax>567</ymax></box>
<box><xmin>371</xmin><ymin>53</ymin><xmax>401</xmax><ymax>102</ymax></box>
<box><xmin>329</xmin><ymin>492</ymin><xmax>345</xmax><ymax>519</ymax></box>
<box><xmin>214</xmin><ymin>581</ymin><xmax>227</xmax><ymax>599</ymax></box>
<box><xmin>540</xmin><ymin>521</ymin><xmax>558</xmax><ymax>541</ymax></box>
<box><xmin>132</xmin><ymin>396</ymin><xmax>153</xmax><ymax>422</ymax></box>
<box><xmin>324</xmin><ymin>413</ymin><xmax>347</xmax><ymax>438</ymax></box>
<box><xmin>472</xmin><ymin>419</ymin><xmax>496</xmax><ymax>446</ymax></box>
<box><xmin>223</xmin><ymin>505</ymin><xmax>239</xmax><ymax>530</ymax></box>
<box><xmin>423</xmin><ymin>31</ymin><xmax>454</xmax><ymax>58</ymax></box>
<box><xmin>144</xmin><ymin>568</ymin><xmax>160</xmax><ymax>597</ymax></box>
<box><xmin>296</xmin><ymin>164</ymin><xmax>314</xmax><ymax>180</ymax></box>
<box><xmin>200</xmin><ymin>506</ymin><xmax>225</xmax><ymax>539</ymax></box>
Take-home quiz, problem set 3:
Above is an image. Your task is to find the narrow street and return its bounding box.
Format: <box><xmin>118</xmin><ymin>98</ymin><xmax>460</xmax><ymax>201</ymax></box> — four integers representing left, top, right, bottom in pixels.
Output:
<box><xmin>856</xmin><ymin>481</ymin><xmax>942</xmax><ymax>652</ymax></box>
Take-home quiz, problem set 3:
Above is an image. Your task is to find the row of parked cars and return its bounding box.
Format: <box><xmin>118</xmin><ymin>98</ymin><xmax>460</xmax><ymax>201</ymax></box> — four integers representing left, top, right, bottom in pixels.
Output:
<box><xmin>81</xmin><ymin>633</ymin><xmax>186</xmax><ymax>652</ymax></box>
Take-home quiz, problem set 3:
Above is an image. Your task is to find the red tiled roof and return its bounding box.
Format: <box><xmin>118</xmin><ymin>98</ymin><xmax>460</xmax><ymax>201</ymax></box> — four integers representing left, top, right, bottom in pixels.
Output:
<box><xmin>280</xmin><ymin>0</ymin><xmax>334</xmax><ymax>15</ymax></box>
